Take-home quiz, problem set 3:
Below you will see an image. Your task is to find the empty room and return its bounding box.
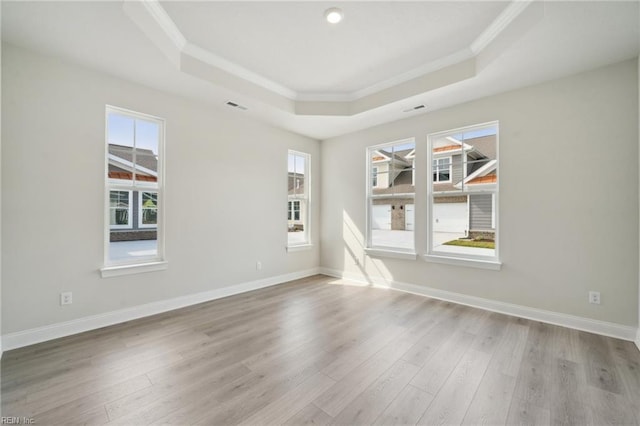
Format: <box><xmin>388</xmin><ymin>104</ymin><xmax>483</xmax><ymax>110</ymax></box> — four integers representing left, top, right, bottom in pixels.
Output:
<box><xmin>1</xmin><ymin>1</ymin><xmax>640</xmax><ymax>425</ymax></box>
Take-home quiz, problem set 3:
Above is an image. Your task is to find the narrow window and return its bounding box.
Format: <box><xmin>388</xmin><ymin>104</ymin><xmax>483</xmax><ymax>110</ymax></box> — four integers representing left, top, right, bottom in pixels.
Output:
<box><xmin>287</xmin><ymin>150</ymin><xmax>310</xmax><ymax>247</ymax></box>
<box><xmin>428</xmin><ymin>122</ymin><xmax>498</xmax><ymax>262</ymax></box>
<box><xmin>105</xmin><ymin>106</ymin><xmax>164</xmax><ymax>267</ymax></box>
<box><xmin>367</xmin><ymin>139</ymin><xmax>416</xmax><ymax>252</ymax></box>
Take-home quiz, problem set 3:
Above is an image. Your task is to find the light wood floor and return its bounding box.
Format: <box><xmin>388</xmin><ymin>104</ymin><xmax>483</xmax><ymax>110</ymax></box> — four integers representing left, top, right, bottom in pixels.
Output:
<box><xmin>2</xmin><ymin>275</ymin><xmax>640</xmax><ymax>425</ymax></box>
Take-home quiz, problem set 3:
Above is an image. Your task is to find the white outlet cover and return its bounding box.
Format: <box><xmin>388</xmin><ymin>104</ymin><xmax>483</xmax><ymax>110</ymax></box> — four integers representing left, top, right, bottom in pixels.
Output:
<box><xmin>60</xmin><ymin>292</ymin><xmax>73</xmax><ymax>305</ymax></box>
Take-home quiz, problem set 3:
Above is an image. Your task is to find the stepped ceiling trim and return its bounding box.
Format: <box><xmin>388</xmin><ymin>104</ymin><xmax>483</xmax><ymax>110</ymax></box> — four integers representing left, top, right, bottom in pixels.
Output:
<box><xmin>125</xmin><ymin>0</ymin><xmax>535</xmax><ymax>116</ymax></box>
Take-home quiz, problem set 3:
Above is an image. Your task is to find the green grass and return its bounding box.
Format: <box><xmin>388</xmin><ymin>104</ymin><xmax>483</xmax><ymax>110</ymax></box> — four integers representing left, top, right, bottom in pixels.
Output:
<box><xmin>443</xmin><ymin>239</ymin><xmax>495</xmax><ymax>249</ymax></box>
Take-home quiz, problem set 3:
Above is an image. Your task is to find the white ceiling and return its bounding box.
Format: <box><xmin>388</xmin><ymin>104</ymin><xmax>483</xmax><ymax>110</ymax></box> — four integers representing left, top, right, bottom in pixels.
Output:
<box><xmin>2</xmin><ymin>1</ymin><xmax>639</xmax><ymax>140</ymax></box>
<box><xmin>160</xmin><ymin>1</ymin><xmax>507</xmax><ymax>95</ymax></box>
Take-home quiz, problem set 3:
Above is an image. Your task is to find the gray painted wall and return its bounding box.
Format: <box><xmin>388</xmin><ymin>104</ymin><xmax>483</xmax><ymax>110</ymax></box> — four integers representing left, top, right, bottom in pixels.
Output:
<box><xmin>320</xmin><ymin>58</ymin><xmax>639</xmax><ymax>327</ymax></box>
<box><xmin>1</xmin><ymin>44</ymin><xmax>320</xmax><ymax>334</ymax></box>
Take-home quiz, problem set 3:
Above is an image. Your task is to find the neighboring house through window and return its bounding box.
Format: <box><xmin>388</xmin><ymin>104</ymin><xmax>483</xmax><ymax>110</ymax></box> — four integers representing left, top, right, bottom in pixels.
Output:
<box><xmin>110</xmin><ymin>190</ymin><xmax>132</xmax><ymax>229</ymax></box>
<box><xmin>104</xmin><ymin>106</ymin><xmax>165</xmax><ymax>268</ymax></box>
<box><xmin>427</xmin><ymin>122</ymin><xmax>498</xmax><ymax>263</ymax></box>
<box><xmin>287</xmin><ymin>150</ymin><xmax>310</xmax><ymax>248</ymax></box>
<box><xmin>367</xmin><ymin>138</ymin><xmax>416</xmax><ymax>253</ymax></box>
<box><xmin>139</xmin><ymin>191</ymin><xmax>158</xmax><ymax>229</ymax></box>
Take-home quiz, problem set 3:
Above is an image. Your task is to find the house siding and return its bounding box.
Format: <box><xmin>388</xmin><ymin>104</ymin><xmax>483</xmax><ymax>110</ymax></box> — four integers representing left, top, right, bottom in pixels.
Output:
<box><xmin>452</xmin><ymin>153</ymin><xmax>464</xmax><ymax>184</ymax></box>
<box><xmin>469</xmin><ymin>193</ymin><xmax>493</xmax><ymax>230</ymax></box>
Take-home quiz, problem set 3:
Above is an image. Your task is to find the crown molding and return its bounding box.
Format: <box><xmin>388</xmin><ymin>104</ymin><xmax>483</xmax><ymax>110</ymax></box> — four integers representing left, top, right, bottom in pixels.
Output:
<box><xmin>125</xmin><ymin>0</ymin><xmax>537</xmax><ymax>114</ymax></box>
<box><xmin>139</xmin><ymin>0</ymin><xmax>186</xmax><ymax>50</ymax></box>
<box><xmin>183</xmin><ymin>42</ymin><xmax>297</xmax><ymax>100</ymax></box>
<box><xmin>471</xmin><ymin>0</ymin><xmax>536</xmax><ymax>54</ymax></box>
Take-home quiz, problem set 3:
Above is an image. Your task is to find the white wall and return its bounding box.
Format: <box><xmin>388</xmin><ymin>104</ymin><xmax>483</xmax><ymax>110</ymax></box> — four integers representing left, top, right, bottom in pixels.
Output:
<box><xmin>1</xmin><ymin>44</ymin><xmax>319</xmax><ymax>336</ymax></box>
<box><xmin>321</xmin><ymin>58</ymin><xmax>639</xmax><ymax>328</ymax></box>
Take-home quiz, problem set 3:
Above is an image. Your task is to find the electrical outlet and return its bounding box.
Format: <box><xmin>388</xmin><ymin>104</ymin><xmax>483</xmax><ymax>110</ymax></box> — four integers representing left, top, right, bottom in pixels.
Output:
<box><xmin>589</xmin><ymin>291</ymin><xmax>601</xmax><ymax>305</ymax></box>
<box><xmin>256</xmin><ymin>261</ymin><xmax>262</xmax><ymax>270</ymax></box>
<box><xmin>60</xmin><ymin>292</ymin><xmax>73</xmax><ymax>305</ymax></box>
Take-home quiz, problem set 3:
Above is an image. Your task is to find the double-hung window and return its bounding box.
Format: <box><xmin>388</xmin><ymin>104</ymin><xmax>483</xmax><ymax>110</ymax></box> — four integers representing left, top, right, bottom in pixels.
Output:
<box><xmin>427</xmin><ymin>122</ymin><xmax>499</xmax><ymax>267</ymax></box>
<box><xmin>287</xmin><ymin>150</ymin><xmax>310</xmax><ymax>248</ymax></box>
<box><xmin>102</xmin><ymin>106</ymin><xmax>165</xmax><ymax>276</ymax></box>
<box><xmin>366</xmin><ymin>138</ymin><xmax>416</xmax><ymax>255</ymax></box>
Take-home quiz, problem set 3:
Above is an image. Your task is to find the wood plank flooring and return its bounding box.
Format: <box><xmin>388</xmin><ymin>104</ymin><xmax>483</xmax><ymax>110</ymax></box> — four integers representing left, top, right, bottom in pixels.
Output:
<box><xmin>2</xmin><ymin>274</ymin><xmax>639</xmax><ymax>425</ymax></box>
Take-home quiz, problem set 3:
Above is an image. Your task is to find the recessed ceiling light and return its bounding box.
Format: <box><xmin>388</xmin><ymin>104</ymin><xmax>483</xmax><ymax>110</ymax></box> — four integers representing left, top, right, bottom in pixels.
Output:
<box><xmin>324</xmin><ymin>7</ymin><xmax>343</xmax><ymax>24</ymax></box>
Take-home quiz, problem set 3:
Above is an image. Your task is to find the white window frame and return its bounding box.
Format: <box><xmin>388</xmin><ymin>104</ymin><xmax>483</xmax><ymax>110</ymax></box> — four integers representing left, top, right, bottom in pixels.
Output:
<box><xmin>365</xmin><ymin>138</ymin><xmax>416</xmax><ymax>259</ymax></box>
<box><xmin>426</xmin><ymin>122</ymin><xmax>500</xmax><ymax>270</ymax></box>
<box><xmin>101</xmin><ymin>106</ymin><xmax>166</xmax><ymax>277</ymax></box>
<box><xmin>138</xmin><ymin>191</ymin><xmax>158</xmax><ymax>229</ymax></box>
<box><xmin>287</xmin><ymin>150</ymin><xmax>311</xmax><ymax>250</ymax></box>
<box><xmin>432</xmin><ymin>156</ymin><xmax>452</xmax><ymax>183</ymax></box>
<box><xmin>109</xmin><ymin>190</ymin><xmax>133</xmax><ymax>229</ymax></box>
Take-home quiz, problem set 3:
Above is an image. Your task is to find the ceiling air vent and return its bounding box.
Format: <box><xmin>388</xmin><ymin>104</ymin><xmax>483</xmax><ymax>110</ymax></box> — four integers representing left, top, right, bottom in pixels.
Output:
<box><xmin>226</xmin><ymin>101</ymin><xmax>247</xmax><ymax>111</ymax></box>
<box><xmin>403</xmin><ymin>104</ymin><xmax>426</xmax><ymax>113</ymax></box>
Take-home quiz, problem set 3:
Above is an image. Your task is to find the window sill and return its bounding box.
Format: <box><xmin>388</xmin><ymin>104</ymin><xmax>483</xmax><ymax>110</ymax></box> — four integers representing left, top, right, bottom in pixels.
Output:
<box><xmin>100</xmin><ymin>260</ymin><xmax>168</xmax><ymax>278</ymax></box>
<box><xmin>423</xmin><ymin>254</ymin><xmax>501</xmax><ymax>271</ymax></box>
<box><xmin>286</xmin><ymin>244</ymin><xmax>313</xmax><ymax>253</ymax></box>
<box><xmin>365</xmin><ymin>248</ymin><xmax>417</xmax><ymax>261</ymax></box>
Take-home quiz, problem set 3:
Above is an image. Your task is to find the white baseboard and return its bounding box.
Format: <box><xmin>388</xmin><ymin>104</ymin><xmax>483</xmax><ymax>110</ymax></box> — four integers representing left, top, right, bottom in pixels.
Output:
<box><xmin>320</xmin><ymin>267</ymin><xmax>638</xmax><ymax>342</ymax></box>
<box><xmin>2</xmin><ymin>268</ymin><xmax>321</xmax><ymax>352</ymax></box>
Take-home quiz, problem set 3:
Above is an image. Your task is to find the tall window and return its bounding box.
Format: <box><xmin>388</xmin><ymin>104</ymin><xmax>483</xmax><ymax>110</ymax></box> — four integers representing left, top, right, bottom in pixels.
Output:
<box><xmin>367</xmin><ymin>138</ymin><xmax>416</xmax><ymax>252</ymax></box>
<box><xmin>287</xmin><ymin>150</ymin><xmax>310</xmax><ymax>247</ymax></box>
<box><xmin>427</xmin><ymin>122</ymin><xmax>498</xmax><ymax>262</ymax></box>
<box><xmin>105</xmin><ymin>106</ymin><xmax>164</xmax><ymax>267</ymax></box>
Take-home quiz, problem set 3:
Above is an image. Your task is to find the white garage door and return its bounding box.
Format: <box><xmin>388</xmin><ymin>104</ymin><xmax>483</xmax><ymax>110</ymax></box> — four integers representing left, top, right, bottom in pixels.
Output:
<box><xmin>372</xmin><ymin>205</ymin><xmax>391</xmax><ymax>230</ymax></box>
<box><xmin>405</xmin><ymin>204</ymin><xmax>414</xmax><ymax>231</ymax></box>
<box><xmin>433</xmin><ymin>202</ymin><xmax>467</xmax><ymax>233</ymax></box>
